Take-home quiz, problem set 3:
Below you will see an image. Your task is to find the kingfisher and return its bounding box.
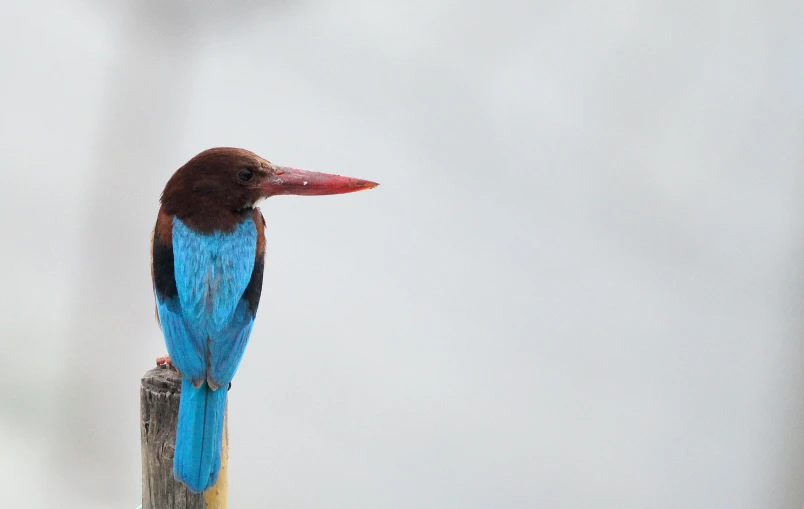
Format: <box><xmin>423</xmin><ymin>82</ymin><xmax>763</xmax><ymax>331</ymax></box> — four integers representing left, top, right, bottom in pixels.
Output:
<box><xmin>151</xmin><ymin>147</ymin><xmax>378</xmax><ymax>493</ymax></box>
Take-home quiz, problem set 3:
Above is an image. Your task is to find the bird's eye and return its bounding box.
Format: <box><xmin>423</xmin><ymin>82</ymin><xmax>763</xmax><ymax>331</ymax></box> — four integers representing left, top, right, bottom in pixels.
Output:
<box><xmin>238</xmin><ymin>169</ymin><xmax>254</xmax><ymax>182</ymax></box>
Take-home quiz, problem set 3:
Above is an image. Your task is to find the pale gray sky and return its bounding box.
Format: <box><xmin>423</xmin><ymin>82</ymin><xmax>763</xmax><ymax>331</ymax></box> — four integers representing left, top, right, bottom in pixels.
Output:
<box><xmin>1</xmin><ymin>1</ymin><xmax>804</xmax><ymax>508</ymax></box>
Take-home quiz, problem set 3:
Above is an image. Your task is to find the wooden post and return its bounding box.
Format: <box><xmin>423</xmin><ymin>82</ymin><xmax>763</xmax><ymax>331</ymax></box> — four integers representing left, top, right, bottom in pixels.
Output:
<box><xmin>140</xmin><ymin>366</ymin><xmax>228</xmax><ymax>509</ymax></box>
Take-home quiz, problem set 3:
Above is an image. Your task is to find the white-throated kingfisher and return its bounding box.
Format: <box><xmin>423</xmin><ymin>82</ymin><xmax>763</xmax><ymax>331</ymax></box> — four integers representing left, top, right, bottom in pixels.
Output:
<box><xmin>151</xmin><ymin>147</ymin><xmax>378</xmax><ymax>493</ymax></box>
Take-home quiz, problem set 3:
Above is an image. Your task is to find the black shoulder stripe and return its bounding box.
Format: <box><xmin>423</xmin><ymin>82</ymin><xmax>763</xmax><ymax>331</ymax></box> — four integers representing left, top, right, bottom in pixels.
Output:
<box><xmin>242</xmin><ymin>208</ymin><xmax>266</xmax><ymax>315</ymax></box>
<box><xmin>152</xmin><ymin>214</ymin><xmax>178</xmax><ymax>300</ymax></box>
<box><xmin>243</xmin><ymin>255</ymin><xmax>264</xmax><ymax>315</ymax></box>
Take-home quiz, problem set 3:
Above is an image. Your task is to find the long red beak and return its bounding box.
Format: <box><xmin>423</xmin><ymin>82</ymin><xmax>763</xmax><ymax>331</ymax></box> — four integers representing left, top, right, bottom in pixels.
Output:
<box><xmin>261</xmin><ymin>166</ymin><xmax>379</xmax><ymax>196</ymax></box>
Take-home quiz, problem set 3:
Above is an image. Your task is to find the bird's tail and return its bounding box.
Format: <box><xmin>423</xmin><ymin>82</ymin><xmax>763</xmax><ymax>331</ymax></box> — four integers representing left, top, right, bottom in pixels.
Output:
<box><xmin>174</xmin><ymin>379</ymin><xmax>227</xmax><ymax>493</ymax></box>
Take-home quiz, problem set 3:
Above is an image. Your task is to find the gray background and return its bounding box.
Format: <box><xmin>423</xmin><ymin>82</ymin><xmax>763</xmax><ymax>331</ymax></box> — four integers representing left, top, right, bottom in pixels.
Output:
<box><xmin>1</xmin><ymin>1</ymin><xmax>803</xmax><ymax>508</ymax></box>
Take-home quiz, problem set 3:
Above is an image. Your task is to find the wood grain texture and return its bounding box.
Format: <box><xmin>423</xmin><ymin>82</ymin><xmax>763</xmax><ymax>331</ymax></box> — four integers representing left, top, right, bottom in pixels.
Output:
<box><xmin>141</xmin><ymin>366</ymin><xmax>228</xmax><ymax>509</ymax></box>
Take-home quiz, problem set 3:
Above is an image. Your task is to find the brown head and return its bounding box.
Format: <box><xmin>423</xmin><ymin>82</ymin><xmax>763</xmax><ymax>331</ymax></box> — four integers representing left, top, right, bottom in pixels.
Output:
<box><xmin>160</xmin><ymin>147</ymin><xmax>378</xmax><ymax>232</ymax></box>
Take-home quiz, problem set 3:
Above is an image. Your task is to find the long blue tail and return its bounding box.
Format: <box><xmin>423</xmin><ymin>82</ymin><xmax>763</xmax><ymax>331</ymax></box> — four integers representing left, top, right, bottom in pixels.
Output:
<box><xmin>174</xmin><ymin>379</ymin><xmax>227</xmax><ymax>493</ymax></box>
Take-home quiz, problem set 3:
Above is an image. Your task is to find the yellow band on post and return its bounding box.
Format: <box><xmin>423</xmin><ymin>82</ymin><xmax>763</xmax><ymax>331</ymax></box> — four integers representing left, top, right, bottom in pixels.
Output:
<box><xmin>203</xmin><ymin>407</ymin><xmax>228</xmax><ymax>509</ymax></box>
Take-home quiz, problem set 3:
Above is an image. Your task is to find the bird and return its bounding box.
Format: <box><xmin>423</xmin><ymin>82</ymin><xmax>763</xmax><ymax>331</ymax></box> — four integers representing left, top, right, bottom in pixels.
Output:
<box><xmin>151</xmin><ymin>147</ymin><xmax>378</xmax><ymax>493</ymax></box>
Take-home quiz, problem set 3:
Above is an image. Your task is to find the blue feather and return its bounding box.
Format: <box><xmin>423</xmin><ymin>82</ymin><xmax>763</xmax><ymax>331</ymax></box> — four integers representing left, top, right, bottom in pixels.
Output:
<box><xmin>172</xmin><ymin>217</ymin><xmax>257</xmax><ymax>337</ymax></box>
<box><xmin>174</xmin><ymin>379</ymin><xmax>227</xmax><ymax>493</ymax></box>
<box><xmin>155</xmin><ymin>216</ymin><xmax>259</xmax><ymax>492</ymax></box>
<box><xmin>209</xmin><ymin>299</ymin><xmax>254</xmax><ymax>386</ymax></box>
<box><xmin>156</xmin><ymin>296</ymin><xmax>205</xmax><ymax>383</ymax></box>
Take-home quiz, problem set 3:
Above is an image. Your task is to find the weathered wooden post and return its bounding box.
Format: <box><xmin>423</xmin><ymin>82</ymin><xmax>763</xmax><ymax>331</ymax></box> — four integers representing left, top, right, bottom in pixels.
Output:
<box><xmin>140</xmin><ymin>366</ymin><xmax>228</xmax><ymax>509</ymax></box>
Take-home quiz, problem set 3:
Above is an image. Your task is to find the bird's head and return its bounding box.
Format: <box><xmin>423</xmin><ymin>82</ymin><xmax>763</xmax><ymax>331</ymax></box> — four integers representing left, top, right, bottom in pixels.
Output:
<box><xmin>160</xmin><ymin>147</ymin><xmax>378</xmax><ymax>230</ymax></box>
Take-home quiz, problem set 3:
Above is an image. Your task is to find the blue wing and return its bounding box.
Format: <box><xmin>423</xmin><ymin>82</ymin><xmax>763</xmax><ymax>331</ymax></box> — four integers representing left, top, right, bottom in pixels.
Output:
<box><xmin>170</xmin><ymin>216</ymin><xmax>257</xmax><ymax>385</ymax></box>
<box><xmin>152</xmin><ymin>212</ymin><xmax>206</xmax><ymax>384</ymax></box>
<box><xmin>156</xmin><ymin>296</ymin><xmax>206</xmax><ymax>383</ymax></box>
<box><xmin>152</xmin><ymin>213</ymin><xmax>261</xmax><ymax>387</ymax></box>
<box><xmin>207</xmin><ymin>209</ymin><xmax>266</xmax><ymax>387</ymax></box>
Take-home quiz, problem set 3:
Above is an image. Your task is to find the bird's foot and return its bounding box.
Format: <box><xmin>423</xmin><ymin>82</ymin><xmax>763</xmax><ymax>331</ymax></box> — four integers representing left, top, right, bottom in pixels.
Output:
<box><xmin>155</xmin><ymin>353</ymin><xmax>174</xmax><ymax>369</ymax></box>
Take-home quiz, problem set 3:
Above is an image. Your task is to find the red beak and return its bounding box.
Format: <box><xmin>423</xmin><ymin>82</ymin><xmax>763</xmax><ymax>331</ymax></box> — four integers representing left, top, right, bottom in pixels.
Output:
<box><xmin>261</xmin><ymin>166</ymin><xmax>379</xmax><ymax>196</ymax></box>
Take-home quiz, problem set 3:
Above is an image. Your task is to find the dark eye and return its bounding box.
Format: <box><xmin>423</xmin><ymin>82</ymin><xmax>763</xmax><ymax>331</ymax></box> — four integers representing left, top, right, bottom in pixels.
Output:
<box><xmin>238</xmin><ymin>169</ymin><xmax>254</xmax><ymax>182</ymax></box>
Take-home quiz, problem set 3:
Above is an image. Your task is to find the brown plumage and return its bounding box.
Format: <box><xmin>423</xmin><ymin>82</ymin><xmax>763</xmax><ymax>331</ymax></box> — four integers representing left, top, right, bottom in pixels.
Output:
<box><xmin>160</xmin><ymin>148</ymin><xmax>276</xmax><ymax>233</ymax></box>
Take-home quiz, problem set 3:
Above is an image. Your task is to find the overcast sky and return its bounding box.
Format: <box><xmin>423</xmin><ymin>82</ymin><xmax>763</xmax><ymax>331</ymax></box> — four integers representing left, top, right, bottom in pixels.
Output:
<box><xmin>1</xmin><ymin>1</ymin><xmax>804</xmax><ymax>508</ymax></box>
